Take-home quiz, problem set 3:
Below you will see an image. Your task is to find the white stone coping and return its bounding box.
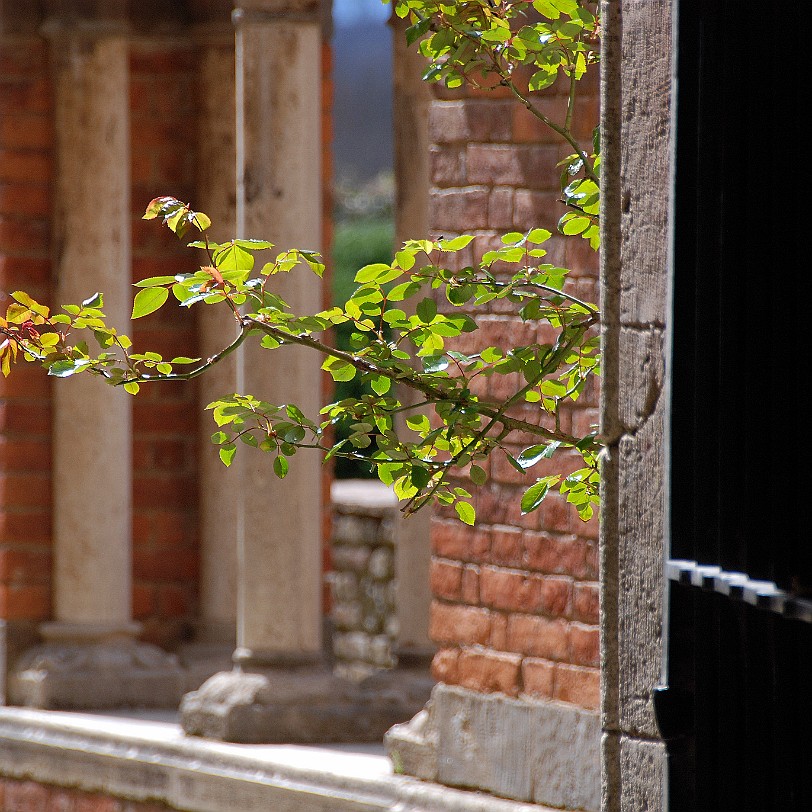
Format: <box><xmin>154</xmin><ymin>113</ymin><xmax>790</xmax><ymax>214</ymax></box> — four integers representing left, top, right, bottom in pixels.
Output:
<box><xmin>331</xmin><ymin>479</ymin><xmax>398</xmax><ymax>512</ymax></box>
<box><xmin>0</xmin><ymin>708</ymin><xmax>551</xmax><ymax>812</ymax></box>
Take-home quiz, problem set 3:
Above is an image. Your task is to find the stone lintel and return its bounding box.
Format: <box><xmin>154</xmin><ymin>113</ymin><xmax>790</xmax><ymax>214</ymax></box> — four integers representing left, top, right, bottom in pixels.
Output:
<box><xmin>180</xmin><ymin>666</ymin><xmax>433</xmax><ymax>744</ymax></box>
<box><xmin>8</xmin><ymin>639</ymin><xmax>185</xmax><ymax>710</ymax></box>
<box><xmin>385</xmin><ymin>684</ymin><xmax>601</xmax><ymax>812</ymax></box>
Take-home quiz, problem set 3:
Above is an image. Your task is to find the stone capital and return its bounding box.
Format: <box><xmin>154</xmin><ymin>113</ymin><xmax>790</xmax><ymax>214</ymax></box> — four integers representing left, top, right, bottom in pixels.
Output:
<box><xmin>40</xmin><ymin>0</ymin><xmax>130</xmax><ymax>39</ymax></box>
<box><xmin>232</xmin><ymin>0</ymin><xmax>323</xmax><ymax>26</ymax></box>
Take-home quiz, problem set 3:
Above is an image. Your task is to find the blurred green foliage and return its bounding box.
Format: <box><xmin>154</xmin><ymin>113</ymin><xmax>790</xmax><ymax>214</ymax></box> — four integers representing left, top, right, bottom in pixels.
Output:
<box><xmin>331</xmin><ymin>217</ymin><xmax>394</xmax><ymax>478</ymax></box>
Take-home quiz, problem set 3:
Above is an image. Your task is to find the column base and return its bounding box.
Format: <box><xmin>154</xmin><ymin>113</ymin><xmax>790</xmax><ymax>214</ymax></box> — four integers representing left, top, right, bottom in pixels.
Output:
<box><xmin>8</xmin><ymin>639</ymin><xmax>185</xmax><ymax>710</ymax></box>
<box><xmin>180</xmin><ymin>664</ymin><xmax>434</xmax><ymax>744</ymax></box>
<box><xmin>385</xmin><ymin>683</ymin><xmax>601</xmax><ymax>812</ymax></box>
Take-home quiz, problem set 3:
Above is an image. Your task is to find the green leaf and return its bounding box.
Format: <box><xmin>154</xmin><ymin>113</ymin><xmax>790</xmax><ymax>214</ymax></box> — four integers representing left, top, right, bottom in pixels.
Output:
<box><xmin>422</xmin><ymin>354</ymin><xmax>449</xmax><ymax>373</ymax></box>
<box><xmin>455</xmin><ymin>501</ymin><xmax>476</xmax><ymax>526</ymax></box>
<box><xmin>470</xmin><ymin>465</ymin><xmax>488</xmax><ymax>486</ymax></box>
<box><xmin>123</xmin><ymin>381</ymin><xmax>140</xmax><ymax>395</ymax></box>
<box><xmin>213</xmin><ymin>243</ymin><xmax>255</xmax><ymax>272</ymax></box>
<box><xmin>517</xmin><ymin>444</ymin><xmax>549</xmax><ymax>469</ymax></box>
<box><xmin>170</xmin><ymin>356</ymin><xmax>201</xmax><ymax>364</ymax></box>
<box><xmin>438</xmin><ymin>235</ymin><xmax>474</xmax><ymax>251</ymax></box>
<box><xmin>370</xmin><ymin>375</ymin><xmax>391</xmax><ymax>396</ymax></box>
<box><xmin>48</xmin><ymin>359</ymin><xmax>80</xmax><ymax>378</ymax></box>
<box><xmin>323</xmin><ymin>358</ymin><xmax>356</xmax><ymax>382</ymax></box>
<box><xmin>406</xmin><ymin>16</ymin><xmax>431</xmax><ymax>45</ymax></box>
<box><xmin>273</xmin><ymin>455</ymin><xmax>289</xmax><ymax>479</ymax></box>
<box><xmin>354</xmin><ymin>263</ymin><xmax>391</xmax><ymax>283</ymax></box>
<box><xmin>527</xmin><ymin>228</ymin><xmax>551</xmax><ymax>244</ymax></box>
<box><xmin>260</xmin><ymin>335</ymin><xmax>281</xmax><ymax>350</ymax></box>
<box><xmin>521</xmin><ymin>480</ymin><xmax>550</xmax><ymax>514</ymax></box>
<box><xmin>133</xmin><ymin>276</ymin><xmax>176</xmax><ymax>288</ymax></box>
<box><xmin>411</xmin><ymin>464</ymin><xmax>431</xmax><ymax>489</ymax></box>
<box><xmin>132</xmin><ymin>287</ymin><xmax>169</xmax><ymax>319</ymax></box>
<box><xmin>406</xmin><ymin>414</ymin><xmax>431</xmax><ymax>432</ymax></box>
<box><xmin>81</xmin><ymin>292</ymin><xmax>103</xmax><ymax>308</ymax></box>
<box><xmin>219</xmin><ymin>443</ymin><xmax>237</xmax><ymax>466</ymax></box>
<box><xmin>416</xmin><ymin>297</ymin><xmax>437</xmax><ymax>324</ymax></box>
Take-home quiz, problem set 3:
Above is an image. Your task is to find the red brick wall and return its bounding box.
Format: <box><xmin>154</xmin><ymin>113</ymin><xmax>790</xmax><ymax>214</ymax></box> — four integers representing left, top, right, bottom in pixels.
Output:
<box><xmin>129</xmin><ymin>41</ymin><xmax>200</xmax><ymax>647</ymax></box>
<box><xmin>426</xmin><ymin>72</ymin><xmax>601</xmax><ymax>711</ymax></box>
<box><xmin>0</xmin><ymin>779</ymin><xmax>171</xmax><ymax>812</ymax></box>
<box><xmin>0</xmin><ymin>36</ymin><xmax>54</xmax><ymax>622</ymax></box>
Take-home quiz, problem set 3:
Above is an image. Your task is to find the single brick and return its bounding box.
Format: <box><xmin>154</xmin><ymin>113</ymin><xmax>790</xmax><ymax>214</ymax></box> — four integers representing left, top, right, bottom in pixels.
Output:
<box><xmin>569</xmin><ymin>623</ymin><xmax>599</xmax><ymax>667</ymax></box>
<box><xmin>431</xmin><ymin>647</ymin><xmax>460</xmax><ymax>684</ymax></box>
<box><xmin>461</xmin><ymin>564</ymin><xmax>480</xmax><ymax>605</ymax></box>
<box><xmin>523</xmin><ymin>532</ymin><xmax>590</xmax><ymax>578</ymax></box>
<box><xmin>521</xmin><ymin>657</ymin><xmax>556</xmax><ymax>699</ymax></box>
<box><xmin>429</xmin><ymin>600</ymin><xmax>492</xmax><ymax>646</ymax></box>
<box><xmin>555</xmin><ymin>664</ymin><xmax>599</xmax><ymax>710</ymax></box>
<box><xmin>488</xmin><ymin>187</ymin><xmax>513</xmax><ymax>229</ymax></box>
<box><xmin>489</xmin><ymin>611</ymin><xmax>508</xmax><ymax>650</ymax></box>
<box><xmin>572</xmin><ymin>582</ymin><xmax>600</xmax><ymax>624</ymax></box>
<box><xmin>429</xmin><ymin>99</ymin><xmax>513</xmax><ymax>144</ymax></box>
<box><xmin>0</xmin><ymin>549</ymin><xmax>51</xmax><ymax>584</ymax></box>
<box><xmin>490</xmin><ymin>526</ymin><xmax>524</xmax><ymax>567</ymax></box>
<box><xmin>0</xmin><ymin>583</ymin><xmax>50</xmax><ymax>619</ymax></box>
<box><xmin>430</xmin><ymin>146</ymin><xmax>467</xmax><ymax>187</ymax></box>
<box><xmin>506</xmin><ymin>613</ymin><xmax>569</xmax><ymax>660</ymax></box>
<box><xmin>513</xmin><ymin>189</ymin><xmax>562</xmax><ymax>230</ymax></box>
<box><xmin>432</xmin><ymin>519</ymin><xmax>491</xmax><ymax>562</ymax></box>
<box><xmin>3</xmin><ymin>779</ymin><xmax>50</xmax><ymax>811</ymax></box>
<box><xmin>429</xmin><ymin>187</ymin><xmax>490</xmax><ymax>231</ymax></box>
<box><xmin>430</xmin><ymin>558</ymin><xmax>464</xmax><ymax>601</ymax></box>
<box><xmin>467</xmin><ymin>144</ymin><xmax>559</xmax><ymax>189</ymax></box>
<box><xmin>457</xmin><ymin>647</ymin><xmax>522</xmax><ymax>697</ymax></box>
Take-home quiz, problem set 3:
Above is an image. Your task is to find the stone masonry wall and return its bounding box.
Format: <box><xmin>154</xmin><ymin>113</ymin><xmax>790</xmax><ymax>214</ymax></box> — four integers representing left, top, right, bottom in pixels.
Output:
<box><xmin>330</xmin><ymin>481</ymin><xmax>399</xmax><ymax>679</ymax></box>
<box><xmin>425</xmin><ymin>71</ymin><xmax>601</xmax><ymax>711</ymax></box>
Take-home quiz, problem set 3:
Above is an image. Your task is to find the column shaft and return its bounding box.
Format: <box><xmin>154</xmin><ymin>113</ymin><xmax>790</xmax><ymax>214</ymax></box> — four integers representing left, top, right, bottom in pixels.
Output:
<box><xmin>50</xmin><ymin>31</ymin><xmax>132</xmax><ymax>630</ymax></box>
<box><xmin>391</xmin><ymin>16</ymin><xmax>433</xmax><ymax>658</ymax></box>
<box><xmin>235</xmin><ymin>14</ymin><xmax>323</xmax><ymax>662</ymax></box>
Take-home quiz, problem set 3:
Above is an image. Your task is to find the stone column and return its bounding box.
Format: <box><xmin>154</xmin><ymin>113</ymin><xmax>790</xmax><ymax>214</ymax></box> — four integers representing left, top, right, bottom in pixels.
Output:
<box><xmin>233</xmin><ymin>1</ymin><xmax>324</xmax><ymax>668</ymax></box>
<box><xmin>180</xmin><ymin>1</ymin><xmax>433</xmax><ymax>742</ymax></box>
<box><xmin>178</xmin><ymin>2</ymin><xmax>240</xmax><ymax>688</ymax></box>
<box><xmin>389</xmin><ymin>13</ymin><xmax>434</xmax><ymax>665</ymax></box>
<box><xmin>9</xmin><ymin>5</ymin><xmax>182</xmax><ymax>708</ymax></box>
<box><xmin>180</xmin><ymin>0</ymin><xmax>329</xmax><ymax>741</ymax></box>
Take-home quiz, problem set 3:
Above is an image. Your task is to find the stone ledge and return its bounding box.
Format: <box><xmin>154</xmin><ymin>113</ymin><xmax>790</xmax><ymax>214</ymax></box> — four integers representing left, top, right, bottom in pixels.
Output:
<box><xmin>0</xmin><ymin>708</ymin><xmax>553</xmax><ymax>812</ymax></box>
